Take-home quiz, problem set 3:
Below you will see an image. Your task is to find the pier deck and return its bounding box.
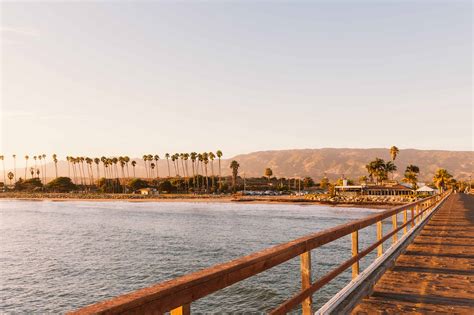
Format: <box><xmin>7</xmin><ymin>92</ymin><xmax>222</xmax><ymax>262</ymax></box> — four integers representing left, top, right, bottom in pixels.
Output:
<box><xmin>352</xmin><ymin>193</ymin><xmax>474</xmax><ymax>314</ymax></box>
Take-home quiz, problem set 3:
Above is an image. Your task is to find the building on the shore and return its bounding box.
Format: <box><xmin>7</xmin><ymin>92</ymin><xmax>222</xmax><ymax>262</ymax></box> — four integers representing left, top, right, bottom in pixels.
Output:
<box><xmin>416</xmin><ymin>185</ymin><xmax>438</xmax><ymax>195</ymax></box>
<box><xmin>335</xmin><ymin>182</ymin><xmax>414</xmax><ymax>196</ymax></box>
<box><xmin>136</xmin><ymin>188</ymin><xmax>158</xmax><ymax>195</ymax></box>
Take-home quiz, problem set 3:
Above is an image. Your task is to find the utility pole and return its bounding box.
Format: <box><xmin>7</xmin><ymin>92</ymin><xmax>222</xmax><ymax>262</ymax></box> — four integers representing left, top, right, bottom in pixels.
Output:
<box><xmin>243</xmin><ymin>172</ymin><xmax>246</xmax><ymax>195</ymax></box>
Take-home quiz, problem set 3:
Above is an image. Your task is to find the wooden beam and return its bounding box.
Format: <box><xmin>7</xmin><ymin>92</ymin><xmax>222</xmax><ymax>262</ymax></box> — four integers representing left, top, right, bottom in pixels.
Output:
<box><xmin>300</xmin><ymin>251</ymin><xmax>312</xmax><ymax>315</ymax></box>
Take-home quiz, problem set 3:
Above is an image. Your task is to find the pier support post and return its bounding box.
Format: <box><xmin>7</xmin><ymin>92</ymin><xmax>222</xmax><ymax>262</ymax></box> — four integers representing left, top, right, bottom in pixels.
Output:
<box><xmin>300</xmin><ymin>251</ymin><xmax>312</xmax><ymax>315</ymax></box>
<box><xmin>392</xmin><ymin>214</ymin><xmax>398</xmax><ymax>244</ymax></box>
<box><xmin>171</xmin><ymin>304</ymin><xmax>190</xmax><ymax>315</ymax></box>
<box><xmin>377</xmin><ymin>221</ymin><xmax>383</xmax><ymax>257</ymax></box>
<box><xmin>351</xmin><ymin>231</ymin><xmax>359</xmax><ymax>278</ymax></box>
<box><xmin>403</xmin><ymin>210</ymin><xmax>408</xmax><ymax>234</ymax></box>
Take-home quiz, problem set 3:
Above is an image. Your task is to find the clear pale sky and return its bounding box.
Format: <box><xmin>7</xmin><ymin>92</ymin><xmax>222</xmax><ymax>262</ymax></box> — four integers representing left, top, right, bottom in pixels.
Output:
<box><xmin>1</xmin><ymin>0</ymin><xmax>472</xmax><ymax>162</ymax></box>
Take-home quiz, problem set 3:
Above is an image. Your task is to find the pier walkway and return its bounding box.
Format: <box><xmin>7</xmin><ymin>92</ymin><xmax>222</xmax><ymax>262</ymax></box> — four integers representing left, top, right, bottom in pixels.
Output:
<box><xmin>352</xmin><ymin>193</ymin><xmax>474</xmax><ymax>314</ymax></box>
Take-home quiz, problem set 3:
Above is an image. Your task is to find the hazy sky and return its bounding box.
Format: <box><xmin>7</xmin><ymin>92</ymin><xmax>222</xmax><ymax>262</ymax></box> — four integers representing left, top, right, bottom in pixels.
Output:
<box><xmin>1</xmin><ymin>0</ymin><xmax>472</xmax><ymax>162</ymax></box>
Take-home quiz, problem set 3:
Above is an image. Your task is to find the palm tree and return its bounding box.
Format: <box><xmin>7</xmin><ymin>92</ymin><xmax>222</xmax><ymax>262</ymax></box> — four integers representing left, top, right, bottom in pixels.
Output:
<box><xmin>124</xmin><ymin>156</ymin><xmax>130</xmax><ymax>178</ymax></box>
<box><xmin>42</xmin><ymin>154</ymin><xmax>47</xmax><ymax>183</ymax></box>
<box><xmin>52</xmin><ymin>154</ymin><xmax>58</xmax><ymax>178</ymax></box>
<box><xmin>202</xmin><ymin>152</ymin><xmax>209</xmax><ymax>193</ymax></box>
<box><xmin>154</xmin><ymin>155</ymin><xmax>160</xmax><ymax>178</ymax></box>
<box><xmin>171</xmin><ymin>154</ymin><xmax>178</xmax><ymax>177</ymax></box>
<box><xmin>190</xmin><ymin>152</ymin><xmax>197</xmax><ymax>189</ymax></box>
<box><xmin>433</xmin><ymin>168</ymin><xmax>453</xmax><ymax>192</ymax></box>
<box><xmin>0</xmin><ymin>155</ymin><xmax>5</xmax><ymax>185</ymax></box>
<box><xmin>38</xmin><ymin>155</ymin><xmax>42</xmax><ymax>182</ymax></box>
<box><xmin>94</xmin><ymin>158</ymin><xmax>101</xmax><ymax>180</ymax></box>
<box><xmin>150</xmin><ymin>163</ymin><xmax>156</xmax><ymax>178</ymax></box>
<box><xmin>112</xmin><ymin>157</ymin><xmax>118</xmax><ymax>178</ymax></box>
<box><xmin>7</xmin><ymin>171</ymin><xmax>14</xmax><ymax>185</ymax></box>
<box><xmin>230</xmin><ymin>160</ymin><xmax>240</xmax><ymax>193</ymax></box>
<box><xmin>30</xmin><ymin>167</ymin><xmax>34</xmax><ymax>179</ymax></box>
<box><xmin>165</xmin><ymin>153</ymin><xmax>171</xmax><ymax>177</ymax></box>
<box><xmin>390</xmin><ymin>146</ymin><xmax>399</xmax><ymax>161</ymax></box>
<box><xmin>216</xmin><ymin>150</ymin><xmax>223</xmax><ymax>190</ymax></box>
<box><xmin>265</xmin><ymin>168</ymin><xmax>273</xmax><ymax>183</ymax></box>
<box><xmin>209</xmin><ymin>152</ymin><xmax>216</xmax><ymax>189</ymax></box>
<box><xmin>12</xmin><ymin>154</ymin><xmax>16</xmax><ymax>181</ymax></box>
<box><xmin>24</xmin><ymin>155</ymin><xmax>29</xmax><ymax>180</ymax></box>
<box><xmin>131</xmin><ymin>160</ymin><xmax>137</xmax><ymax>177</ymax></box>
<box><xmin>403</xmin><ymin>164</ymin><xmax>420</xmax><ymax>189</ymax></box>
<box><xmin>142</xmin><ymin>155</ymin><xmax>149</xmax><ymax>179</ymax></box>
<box><xmin>101</xmin><ymin>157</ymin><xmax>107</xmax><ymax>179</ymax></box>
<box><xmin>366</xmin><ymin>158</ymin><xmax>386</xmax><ymax>184</ymax></box>
<box><xmin>86</xmin><ymin>157</ymin><xmax>94</xmax><ymax>185</ymax></box>
<box><xmin>385</xmin><ymin>161</ymin><xmax>397</xmax><ymax>180</ymax></box>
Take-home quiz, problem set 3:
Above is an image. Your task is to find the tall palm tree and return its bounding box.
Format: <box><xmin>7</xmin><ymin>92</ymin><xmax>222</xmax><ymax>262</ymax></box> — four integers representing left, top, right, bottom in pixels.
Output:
<box><xmin>150</xmin><ymin>162</ymin><xmax>156</xmax><ymax>178</ymax></box>
<box><xmin>12</xmin><ymin>154</ymin><xmax>16</xmax><ymax>181</ymax></box>
<box><xmin>209</xmin><ymin>152</ymin><xmax>216</xmax><ymax>189</ymax></box>
<box><xmin>94</xmin><ymin>158</ymin><xmax>101</xmax><ymax>179</ymax></box>
<box><xmin>165</xmin><ymin>153</ymin><xmax>171</xmax><ymax>177</ymax></box>
<box><xmin>433</xmin><ymin>168</ymin><xmax>453</xmax><ymax>192</ymax></box>
<box><xmin>30</xmin><ymin>167</ymin><xmax>35</xmax><ymax>179</ymax></box>
<box><xmin>230</xmin><ymin>160</ymin><xmax>240</xmax><ymax>193</ymax></box>
<box><xmin>202</xmin><ymin>152</ymin><xmax>209</xmax><ymax>193</ymax></box>
<box><xmin>0</xmin><ymin>155</ymin><xmax>5</xmax><ymax>185</ymax></box>
<box><xmin>33</xmin><ymin>156</ymin><xmax>37</xmax><ymax>177</ymax></box>
<box><xmin>101</xmin><ymin>157</ymin><xmax>107</xmax><ymax>179</ymax></box>
<box><xmin>124</xmin><ymin>156</ymin><xmax>130</xmax><ymax>178</ymax></box>
<box><xmin>86</xmin><ymin>157</ymin><xmax>94</xmax><ymax>185</ymax></box>
<box><xmin>52</xmin><ymin>154</ymin><xmax>58</xmax><ymax>178</ymax></box>
<box><xmin>190</xmin><ymin>152</ymin><xmax>197</xmax><ymax>189</ymax></box>
<box><xmin>171</xmin><ymin>154</ymin><xmax>178</xmax><ymax>177</ymax></box>
<box><xmin>390</xmin><ymin>146</ymin><xmax>399</xmax><ymax>161</ymax></box>
<box><xmin>198</xmin><ymin>153</ymin><xmax>203</xmax><ymax>190</ymax></box>
<box><xmin>180</xmin><ymin>153</ymin><xmax>186</xmax><ymax>178</ymax></box>
<box><xmin>142</xmin><ymin>155</ymin><xmax>149</xmax><ymax>179</ymax></box>
<box><xmin>112</xmin><ymin>157</ymin><xmax>119</xmax><ymax>179</ymax></box>
<box><xmin>38</xmin><ymin>155</ymin><xmax>42</xmax><ymax>182</ymax></box>
<box><xmin>66</xmin><ymin>156</ymin><xmax>71</xmax><ymax>178</ymax></box>
<box><xmin>24</xmin><ymin>155</ymin><xmax>29</xmax><ymax>180</ymax></box>
<box><xmin>147</xmin><ymin>154</ymin><xmax>153</xmax><ymax>177</ymax></box>
<box><xmin>42</xmin><ymin>154</ymin><xmax>47</xmax><ymax>183</ymax></box>
<box><xmin>216</xmin><ymin>150</ymin><xmax>223</xmax><ymax>190</ymax></box>
<box><xmin>153</xmin><ymin>155</ymin><xmax>159</xmax><ymax>178</ymax></box>
<box><xmin>131</xmin><ymin>160</ymin><xmax>137</xmax><ymax>178</ymax></box>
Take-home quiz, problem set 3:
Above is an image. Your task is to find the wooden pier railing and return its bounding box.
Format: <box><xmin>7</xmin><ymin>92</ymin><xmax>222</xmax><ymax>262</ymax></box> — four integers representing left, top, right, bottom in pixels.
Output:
<box><xmin>70</xmin><ymin>192</ymin><xmax>449</xmax><ymax>315</ymax></box>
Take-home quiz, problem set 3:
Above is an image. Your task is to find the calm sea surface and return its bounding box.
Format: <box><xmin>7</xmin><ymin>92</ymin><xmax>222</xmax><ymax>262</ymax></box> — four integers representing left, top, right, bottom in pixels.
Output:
<box><xmin>0</xmin><ymin>200</ymin><xmax>383</xmax><ymax>313</ymax></box>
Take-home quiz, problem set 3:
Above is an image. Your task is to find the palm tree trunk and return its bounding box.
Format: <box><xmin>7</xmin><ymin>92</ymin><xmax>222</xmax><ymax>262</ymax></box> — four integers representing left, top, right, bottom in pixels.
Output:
<box><xmin>166</xmin><ymin>159</ymin><xmax>171</xmax><ymax>177</ymax></box>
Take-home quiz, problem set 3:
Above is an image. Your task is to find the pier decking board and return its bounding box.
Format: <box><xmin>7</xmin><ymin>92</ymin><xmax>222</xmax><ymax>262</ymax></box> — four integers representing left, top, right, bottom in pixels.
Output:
<box><xmin>352</xmin><ymin>194</ymin><xmax>474</xmax><ymax>314</ymax></box>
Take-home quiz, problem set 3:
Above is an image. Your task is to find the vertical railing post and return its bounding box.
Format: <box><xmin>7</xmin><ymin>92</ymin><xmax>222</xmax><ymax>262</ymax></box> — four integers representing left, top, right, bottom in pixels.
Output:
<box><xmin>403</xmin><ymin>209</ymin><xmax>408</xmax><ymax>234</ymax></box>
<box><xmin>351</xmin><ymin>231</ymin><xmax>359</xmax><ymax>279</ymax></box>
<box><xmin>171</xmin><ymin>304</ymin><xmax>190</xmax><ymax>315</ymax></box>
<box><xmin>411</xmin><ymin>207</ymin><xmax>415</xmax><ymax>228</ymax></box>
<box><xmin>377</xmin><ymin>221</ymin><xmax>383</xmax><ymax>257</ymax></box>
<box><xmin>300</xmin><ymin>251</ymin><xmax>312</xmax><ymax>315</ymax></box>
<box><xmin>392</xmin><ymin>214</ymin><xmax>398</xmax><ymax>244</ymax></box>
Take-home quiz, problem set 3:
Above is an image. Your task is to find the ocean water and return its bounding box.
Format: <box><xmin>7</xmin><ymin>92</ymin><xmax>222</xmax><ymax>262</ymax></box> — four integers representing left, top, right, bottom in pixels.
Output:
<box><xmin>0</xmin><ymin>200</ymin><xmax>384</xmax><ymax>313</ymax></box>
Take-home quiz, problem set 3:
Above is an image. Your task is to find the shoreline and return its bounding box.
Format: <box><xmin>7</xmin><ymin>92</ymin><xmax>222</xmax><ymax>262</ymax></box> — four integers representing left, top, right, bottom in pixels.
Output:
<box><xmin>0</xmin><ymin>194</ymin><xmax>394</xmax><ymax>209</ymax></box>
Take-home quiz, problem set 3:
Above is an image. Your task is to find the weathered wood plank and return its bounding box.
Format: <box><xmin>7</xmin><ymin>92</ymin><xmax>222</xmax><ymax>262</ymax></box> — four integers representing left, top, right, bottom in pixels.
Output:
<box><xmin>352</xmin><ymin>193</ymin><xmax>474</xmax><ymax>314</ymax></box>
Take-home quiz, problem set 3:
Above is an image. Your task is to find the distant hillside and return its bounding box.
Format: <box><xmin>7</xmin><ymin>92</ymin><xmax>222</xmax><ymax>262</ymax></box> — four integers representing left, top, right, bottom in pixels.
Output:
<box><xmin>4</xmin><ymin>148</ymin><xmax>473</xmax><ymax>183</ymax></box>
<box><xmin>221</xmin><ymin>148</ymin><xmax>473</xmax><ymax>181</ymax></box>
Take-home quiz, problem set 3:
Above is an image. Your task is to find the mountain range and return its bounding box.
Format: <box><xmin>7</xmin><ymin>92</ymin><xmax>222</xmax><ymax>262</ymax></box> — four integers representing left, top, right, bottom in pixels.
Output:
<box><xmin>4</xmin><ymin>148</ymin><xmax>473</xmax><ymax>183</ymax></box>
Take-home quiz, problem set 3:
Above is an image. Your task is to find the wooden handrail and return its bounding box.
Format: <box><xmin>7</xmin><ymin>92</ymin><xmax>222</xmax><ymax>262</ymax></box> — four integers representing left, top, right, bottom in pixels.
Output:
<box><xmin>70</xmin><ymin>192</ymin><xmax>448</xmax><ymax>315</ymax></box>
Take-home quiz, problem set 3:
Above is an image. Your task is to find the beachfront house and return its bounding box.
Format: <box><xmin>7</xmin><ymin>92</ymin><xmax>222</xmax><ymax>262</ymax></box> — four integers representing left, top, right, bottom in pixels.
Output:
<box><xmin>137</xmin><ymin>188</ymin><xmax>158</xmax><ymax>195</ymax></box>
<box><xmin>416</xmin><ymin>185</ymin><xmax>438</xmax><ymax>195</ymax></box>
<box><xmin>335</xmin><ymin>181</ymin><xmax>414</xmax><ymax>196</ymax></box>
